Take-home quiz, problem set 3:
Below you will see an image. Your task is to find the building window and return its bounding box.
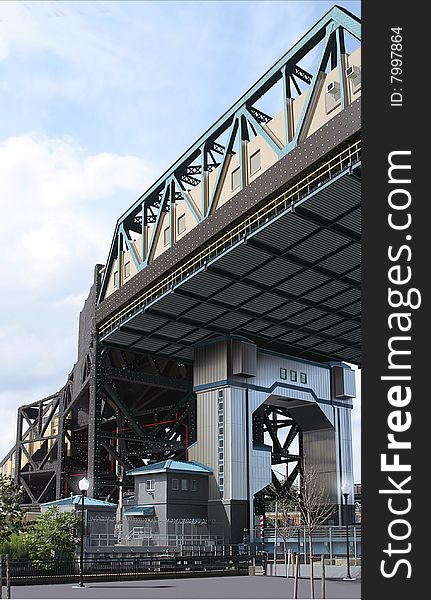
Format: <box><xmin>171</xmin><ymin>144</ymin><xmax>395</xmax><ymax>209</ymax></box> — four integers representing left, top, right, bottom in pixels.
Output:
<box><xmin>146</xmin><ymin>479</ymin><xmax>155</xmax><ymax>492</ymax></box>
<box><xmin>219</xmin><ymin>477</ymin><xmax>224</xmax><ymax>486</ymax></box>
<box><xmin>191</xmin><ymin>480</ymin><xmax>197</xmax><ymax>492</ymax></box>
<box><xmin>181</xmin><ymin>479</ymin><xmax>189</xmax><ymax>491</ymax></box>
<box><xmin>124</xmin><ymin>261</ymin><xmax>130</xmax><ymax>279</ymax></box>
<box><xmin>163</xmin><ymin>226</ymin><xmax>170</xmax><ymax>246</ymax></box>
<box><xmin>219</xmin><ymin>438</ymin><xmax>224</xmax><ymax>448</ymax></box>
<box><xmin>219</xmin><ymin>452</ymin><xmax>224</xmax><ymax>460</ymax></box>
<box><xmin>231</xmin><ymin>167</ymin><xmax>240</xmax><ymax>191</ymax></box>
<box><xmin>219</xmin><ymin>465</ymin><xmax>224</xmax><ymax>473</ymax></box>
<box><xmin>172</xmin><ymin>478</ymin><xmax>179</xmax><ymax>490</ymax></box>
<box><xmin>218</xmin><ymin>427</ymin><xmax>224</xmax><ymax>435</ymax></box>
<box><xmin>300</xmin><ymin>372</ymin><xmax>307</xmax><ymax>384</ymax></box>
<box><xmin>218</xmin><ymin>390</ymin><xmax>224</xmax><ymax>399</ymax></box>
<box><xmin>177</xmin><ymin>213</ymin><xmax>186</xmax><ymax>235</ymax></box>
<box><xmin>113</xmin><ymin>270</ymin><xmax>119</xmax><ymax>287</ymax></box>
<box><xmin>280</xmin><ymin>368</ymin><xmax>287</xmax><ymax>380</ymax></box>
<box><xmin>250</xmin><ymin>150</ymin><xmax>261</xmax><ymax>175</ymax></box>
<box><xmin>290</xmin><ymin>370</ymin><xmax>297</xmax><ymax>382</ymax></box>
<box><xmin>218</xmin><ymin>413</ymin><xmax>223</xmax><ymax>423</ymax></box>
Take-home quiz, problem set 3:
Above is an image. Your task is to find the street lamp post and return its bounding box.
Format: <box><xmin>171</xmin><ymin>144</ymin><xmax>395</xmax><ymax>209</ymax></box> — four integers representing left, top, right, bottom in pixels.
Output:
<box><xmin>73</xmin><ymin>477</ymin><xmax>89</xmax><ymax>588</ymax></box>
<box><xmin>341</xmin><ymin>483</ymin><xmax>354</xmax><ymax>580</ymax></box>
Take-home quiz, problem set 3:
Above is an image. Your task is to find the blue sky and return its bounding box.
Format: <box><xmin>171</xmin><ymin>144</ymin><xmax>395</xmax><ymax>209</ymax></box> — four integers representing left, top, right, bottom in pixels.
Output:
<box><xmin>0</xmin><ymin>0</ymin><xmax>361</xmax><ymax>480</ymax></box>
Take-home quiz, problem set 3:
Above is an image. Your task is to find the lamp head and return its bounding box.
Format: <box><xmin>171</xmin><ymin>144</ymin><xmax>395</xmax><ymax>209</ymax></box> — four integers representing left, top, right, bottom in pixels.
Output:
<box><xmin>78</xmin><ymin>477</ymin><xmax>90</xmax><ymax>492</ymax></box>
<box><xmin>341</xmin><ymin>482</ymin><xmax>350</xmax><ymax>498</ymax></box>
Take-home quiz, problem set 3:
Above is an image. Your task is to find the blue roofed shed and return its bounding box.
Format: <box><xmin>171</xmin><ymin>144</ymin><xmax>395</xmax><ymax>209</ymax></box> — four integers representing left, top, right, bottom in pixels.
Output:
<box><xmin>41</xmin><ymin>495</ymin><xmax>117</xmax><ymax>540</ymax></box>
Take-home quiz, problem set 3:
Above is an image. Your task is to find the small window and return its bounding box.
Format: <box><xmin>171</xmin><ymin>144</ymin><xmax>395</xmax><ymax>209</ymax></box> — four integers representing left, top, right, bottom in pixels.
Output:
<box><xmin>218</xmin><ymin>414</ymin><xmax>223</xmax><ymax>423</ymax></box>
<box><xmin>219</xmin><ymin>477</ymin><xmax>224</xmax><ymax>486</ymax></box>
<box><xmin>218</xmin><ymin>427</ymin><xmax>224</xmax><ymax>435</ymax></box>
<box><xmin>163</xmin><ymin>227</ymin><xmax>170</xmax><ymax>246</ymax></box>
<box><xmin>231</xmin><ymin>167</ymin><xmax>240</xmax><ymax>191</ymax></box>
<box><xmin>280</xmin><ymin>368</ymin><xmax>287</xmax><ymax>380</ymax></box>
<box><xmin>146</xmin><ymin>479</ymin><xmax>155</xmax><ymax>492</ymax></box>
<box><xmin>172</xmin><ymin>478</ymin><xmax>179</xmax><ymax>490</ymax></box>
<box><xmin>219</xmin><ymin>452</ymin><xmax>224</xmax><ymax>460</ymax></box>
<box><xmin>124</xmin><ymin>261</ymin><xmax>130</xmax><ymax>279</ymax></box>
<box><xmin>218</xmin><ymin>390</ymin><xmax>224</xmax><ymax>399</ymax></box>
<box><xmin>219</xmin><ymin>438</ymin><xmax>224</xmax><ymax>448</ymax></box>
<box><xmin>300</xmin><ymin>372</ymin><xmax>307</xmax><ymax>384</ymax></box>
<box><xmin>177</xmin><ymin>214</ymin><xmax>186</xmax><ymax>235</ymax></box>
<box><xmin>290</xmin><ymin>370</ymin><xmax>298</xmax><ymax>382</ymax></box>
<box><xmin>250</xmin><ymin>150</ymin><xmax>261</xmax><ymax>175</ymax></box>
<box><xmin>181</xmin><ymin>479</ymin><xmax>189</xmax><ymax>491</ymax></box>
<box><xmin>218</xmin><ymin>400</ymin><xmax>223</xmax><ymax>410</ymax></box>
<box><xmin>113</xmin><ymin>271</ymin><xmax>119</xmax><ymax>287</ymax></box>
<box><xmin>219</xmin><ymin>465</ymin><xmax>224</xmax><ymax>473</ymax></box>
<box><xmin>191</xmin><ymin>480</ymin><xmax>197</xmax><ymax>492</ymax></box>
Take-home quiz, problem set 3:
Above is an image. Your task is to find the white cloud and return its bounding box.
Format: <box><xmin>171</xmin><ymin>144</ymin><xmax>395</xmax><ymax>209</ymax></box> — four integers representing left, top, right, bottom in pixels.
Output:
<box><xmin>0</xmin><ymin>132</ymin><xmax>156</xmax><ymax>459</ymax></box>
<box><xmin>0</xmin><ymin>35</ymin><xmax>9</xmax><ymax>61</ymax></box>
<box><xmin>0</xmin><ymin>133</ymin><xmax>154</xmax><ymax>290</ymax></box>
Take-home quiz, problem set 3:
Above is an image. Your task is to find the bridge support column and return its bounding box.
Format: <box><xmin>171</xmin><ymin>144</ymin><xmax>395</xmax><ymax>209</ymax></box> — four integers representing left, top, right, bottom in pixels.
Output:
<box><xmin>189</xmin><ymin>337</ymin><xmax>356</xmax><ymax>541</ymax></box>
<box><xmin>189</xmin><ymin>337</ymin><xmax>258</xmax><ymax>543</ymax></box>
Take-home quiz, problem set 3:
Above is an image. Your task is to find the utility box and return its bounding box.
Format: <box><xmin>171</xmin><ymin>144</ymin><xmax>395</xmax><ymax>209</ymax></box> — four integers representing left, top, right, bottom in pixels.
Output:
<box><xmin>232</xmin><ymin>339</ymin><xmax>257</xmax><ymax>377</ymax></box>
<box><xmin>332</xmin><ymin>365</ymin><xmax>356</xmax><ymax>399</ymax></box>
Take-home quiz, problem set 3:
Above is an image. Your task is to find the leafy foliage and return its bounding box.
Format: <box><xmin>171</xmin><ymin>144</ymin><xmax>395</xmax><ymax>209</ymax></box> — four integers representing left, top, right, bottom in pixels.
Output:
<box><xmin>25</xmin><ymin>507</ymin><xmax>80</xmax><ymax>560</ymax></box>
<box><xmin>0</xmin><ymin>532</ymin><xmax>30</xmax><ymax>558</ymax></box>
<box><xmin>0</xmin><ymin>475</ymin><xmax>26</xmax><ymax>543</ymax></box>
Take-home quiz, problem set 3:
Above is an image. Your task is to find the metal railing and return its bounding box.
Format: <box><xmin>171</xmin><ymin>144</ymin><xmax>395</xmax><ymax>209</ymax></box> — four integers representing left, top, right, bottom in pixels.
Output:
<box><xmin>87</xmin><ymin>534</ymin><xmax>121</xmax><ymax>547</ymax></box>
<box><xmin>249</xmin><ymin>525</ymin><xmax>361</xmax><ymax>563</ymax></box>
<box><xmin>99</xmin><ymin>138</ymin><xmax>361</xmax><ymax>336</ymax></box>
<box><xmin>3</xmin><ymin>554</ymin><xmax>261</xmax><ymax>584</ymax></box>
<box><xmin>126</xmin><ymin>527</ymin><xmax>224</xmax><ymax>548</ymax></box>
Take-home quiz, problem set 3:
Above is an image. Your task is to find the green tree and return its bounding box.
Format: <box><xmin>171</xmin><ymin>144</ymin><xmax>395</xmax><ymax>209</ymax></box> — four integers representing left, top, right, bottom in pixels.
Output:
<box><xmin>26</xmin><ymin>507</ymin><xmax>80</xmax><ymax>560</ymax></box>
<box><xmin>0</xmin><ymin>474</ymin><xmax>25</xmax><ymax>543</ymax></box>
<box><xmin>0</xmin><ymin>532</ymin><xmax>30</xmax><ymax>558</ymax></box>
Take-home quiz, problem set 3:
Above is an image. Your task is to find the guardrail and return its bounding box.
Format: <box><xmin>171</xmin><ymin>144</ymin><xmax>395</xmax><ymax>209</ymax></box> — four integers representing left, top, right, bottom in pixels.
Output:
<box><xmin>2</xmin><ymin>554</ymin><xmax>262</xmax><ymax>585</ymax></box>
<box><xmin>248</xmin><ymin>525</ymin><xmax>361</xmax><ymax>562</ymax></box>
<box><xmin>99</xmin><ymin>138</ymin><xmax>361</xmax><ymax>336</ymax></box>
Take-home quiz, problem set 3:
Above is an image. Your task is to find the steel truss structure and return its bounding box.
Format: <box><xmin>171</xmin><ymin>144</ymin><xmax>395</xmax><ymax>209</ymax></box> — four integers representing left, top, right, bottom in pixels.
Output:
<box><xmin>12</xmin><ymin>268</ymin><xmax>196</xmax><ymax>505</ymax></box>
<box><xmin>253</xmin><ymin>404</ymin><xmax>303</xmax><ymax>514</ymax></box>
<box><xmin>98</xmin><ymin>6</ymin><xmax>360</xmax><ymax>302</ymax></box>
<box><xmin>2</xmin><ymin>7</ymin><xmax>361</xmax><ymax>516</ymax></box>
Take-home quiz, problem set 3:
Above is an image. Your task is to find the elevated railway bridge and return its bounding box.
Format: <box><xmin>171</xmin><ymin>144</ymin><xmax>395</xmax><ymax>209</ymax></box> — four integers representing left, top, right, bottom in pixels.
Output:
<box><xmin>1</xmin><ymin>6</ymin><xmax>361</xmax><ymax>543</ymax></box>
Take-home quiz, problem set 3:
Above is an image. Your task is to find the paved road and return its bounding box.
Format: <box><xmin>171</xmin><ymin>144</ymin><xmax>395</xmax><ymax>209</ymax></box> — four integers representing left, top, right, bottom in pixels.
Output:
<box><xmin>8</xmin><ymin>575</ymin><xmax>361</xmax><ymax>598</ymax></box>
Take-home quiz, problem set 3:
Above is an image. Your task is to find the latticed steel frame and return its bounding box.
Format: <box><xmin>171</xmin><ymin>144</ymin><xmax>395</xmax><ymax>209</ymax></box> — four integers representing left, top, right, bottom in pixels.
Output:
<box><xmin>12</xmin><ymin>269</ymin><xmax>197</xmax><ymax>505</ymax></box>
<box><xmin>97</xmin><ymin>5</ymin><xmax>360</xmax><ymax>302</ymax></box>
<box><xmin>6</xmin><ymin>7</ymin><xmax>361</xmax><ymax>508</ymax></box>
<box><xmin>253</xmin><ymin>404</ymin><xmax>303</xmax><ymax>515</ymax></box>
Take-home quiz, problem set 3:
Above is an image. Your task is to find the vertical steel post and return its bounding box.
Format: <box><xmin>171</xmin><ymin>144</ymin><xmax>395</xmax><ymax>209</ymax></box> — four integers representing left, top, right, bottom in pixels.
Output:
<box><xmin>343</xmin><ymin>493</ymin><xmax>352</xmax><ymax>579</ymax></box>
<box><xmin>293</xmin><ymin>553</ymin><xmax>299</xmax><ymax>599</ymax></box>
<box><xmin>79</xmin><ymin>491</ymin><xmax>85</xmax><ymax>587</ymax></box>
<box><xmin>353</xmin><ymin>526</ymin><xmax>357</xmax><ymax>565</ymax></box>
<box><xmin>273</xmin><ymin>500</ymin><xmax>278</xmax><ymax>574</ymax></box>
<box><xmin>321</xmin><ymin>554</ymin><xmax>326</xmax><ymax>599</ymax></box>
<box><xmin>329</xmin><ymin>527</ymin><xmax>333</xmax><ymax>563</ymax></box>
<box><xmin>5</xmin><ymin>556</ymin><xmax>10</xmax><ymax>600</ymax></box>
